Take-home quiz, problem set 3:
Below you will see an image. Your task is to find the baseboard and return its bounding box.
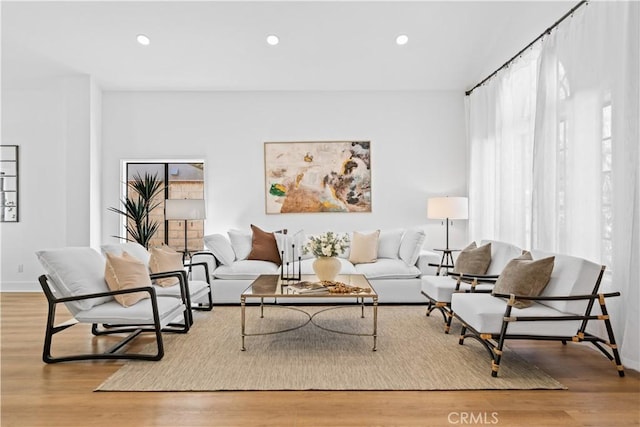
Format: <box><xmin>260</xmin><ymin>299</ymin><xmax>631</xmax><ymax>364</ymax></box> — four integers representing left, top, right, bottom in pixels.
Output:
<box><xmin>0</xmin><ymin>281</ymin><xmax>40</xmax><ymax>292</ymax></box>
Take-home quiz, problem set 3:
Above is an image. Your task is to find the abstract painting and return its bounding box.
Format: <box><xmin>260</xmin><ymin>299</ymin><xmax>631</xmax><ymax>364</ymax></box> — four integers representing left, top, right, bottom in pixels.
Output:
<box><xmin>264</xmin><ymin>141</ymin><xmax>371</xmax><ymax>214</ymax></box>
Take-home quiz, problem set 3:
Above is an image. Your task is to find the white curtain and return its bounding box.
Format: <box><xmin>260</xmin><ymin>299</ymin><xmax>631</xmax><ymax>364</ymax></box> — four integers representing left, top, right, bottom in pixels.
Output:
<box><xmin>467</xmin><ymin>45</ymin><xmax>539</xmax><ymax>249</ymax></box>
<box><xmin>532</xmin><ymin>2</ymin><xmax>639</xmax><ymax>371</ymax></box>
<box><xmin>468</xmin><ymin>2</ymin><xmax>639</xmax><ymax>370</ymax></box>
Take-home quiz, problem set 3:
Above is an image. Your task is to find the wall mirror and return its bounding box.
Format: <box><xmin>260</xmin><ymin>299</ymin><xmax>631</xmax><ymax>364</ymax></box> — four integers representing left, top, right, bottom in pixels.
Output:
<box><xmin>0</xmin><ymin>145</ymin><xmax>19</xmax><ymax>222</ymax></box>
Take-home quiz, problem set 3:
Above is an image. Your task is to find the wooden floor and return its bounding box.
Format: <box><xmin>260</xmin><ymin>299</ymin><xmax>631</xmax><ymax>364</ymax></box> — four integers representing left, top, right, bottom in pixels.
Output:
<box><xmin>1</xmin><ymin>293</ymin><xmax>638</xmax><ymax>427</ymax></box>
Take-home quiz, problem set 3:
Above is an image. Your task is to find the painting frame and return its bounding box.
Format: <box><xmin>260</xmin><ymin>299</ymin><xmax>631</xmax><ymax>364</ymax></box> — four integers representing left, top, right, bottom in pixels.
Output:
<box><xmin>264</xmin><ymin>141</ymin><xmax>372</xmax><ymax>214</ymax></box>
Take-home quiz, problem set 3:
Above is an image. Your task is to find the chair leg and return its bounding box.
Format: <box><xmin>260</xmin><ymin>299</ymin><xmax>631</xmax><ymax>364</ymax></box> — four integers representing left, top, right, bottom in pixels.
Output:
<box><xmin>444</xmin><ymin>311</ymin><xmax>454</xmax><ymax>334</ymax></box>
<box><xmin>458</xmin><ymin>325</ymin><xmax>467</xmax><ymax>345</ymax></box>
<box><xmin>598</xmin><ymin>296</ymin><xmax>625</xmax><ymax>377</ymax></box>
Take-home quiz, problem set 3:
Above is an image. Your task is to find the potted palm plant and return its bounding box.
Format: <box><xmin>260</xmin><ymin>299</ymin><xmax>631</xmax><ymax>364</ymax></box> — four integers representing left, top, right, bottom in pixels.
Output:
<box><xmin>109</xmin><ymin>172</ymin><xmax>164</xmax><ymax>249</ymax></box>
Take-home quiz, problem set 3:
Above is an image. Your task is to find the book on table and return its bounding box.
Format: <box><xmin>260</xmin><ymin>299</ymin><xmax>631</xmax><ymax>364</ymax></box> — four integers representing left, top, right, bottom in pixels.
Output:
<box><xmin>287</xmin><ymin>281</ymin><xmax>329</xmax><ymax>294</ymax></box>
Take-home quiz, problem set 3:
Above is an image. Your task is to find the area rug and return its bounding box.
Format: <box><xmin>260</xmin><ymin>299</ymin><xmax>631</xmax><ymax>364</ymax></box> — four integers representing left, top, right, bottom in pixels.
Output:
<box><xmin>96</xmin><ymin>305</ymin><xmax>565</xmax><ymax>391</ymax></box>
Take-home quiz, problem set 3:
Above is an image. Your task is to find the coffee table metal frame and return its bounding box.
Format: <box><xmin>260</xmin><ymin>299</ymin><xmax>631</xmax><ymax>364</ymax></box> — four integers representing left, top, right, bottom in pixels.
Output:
<box><xmin>240</xmin><ymin>274</ymin><xmax>378</xmax><ymax>351</ymax></box>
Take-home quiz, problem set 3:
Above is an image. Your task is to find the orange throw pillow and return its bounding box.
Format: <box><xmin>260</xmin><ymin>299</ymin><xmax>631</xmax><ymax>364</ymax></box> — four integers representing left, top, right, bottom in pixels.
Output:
<box><xmin>104</xmin><ymin>251</ymin><xmax>152</xmax><ymax>307</ymax></box>
<box><xmin>149</xmin><ymin>246</ymin><xmax>184</xmax><ymax>287</ymax></box>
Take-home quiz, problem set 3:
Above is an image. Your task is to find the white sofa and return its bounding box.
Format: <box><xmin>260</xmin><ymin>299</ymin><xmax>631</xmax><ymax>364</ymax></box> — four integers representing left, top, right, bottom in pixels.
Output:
<box><xmin>191</xmin><ymin>228</ymin><xmax>441</xmax><ymax>304</ymax></box>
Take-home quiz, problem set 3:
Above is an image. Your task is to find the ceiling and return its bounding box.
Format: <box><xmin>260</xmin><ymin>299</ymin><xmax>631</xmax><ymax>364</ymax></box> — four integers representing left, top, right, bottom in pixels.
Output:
<box><xmin>2</xmin><ymin>1</ymin><xmax>576</xmax><ymax>92</ymax></box>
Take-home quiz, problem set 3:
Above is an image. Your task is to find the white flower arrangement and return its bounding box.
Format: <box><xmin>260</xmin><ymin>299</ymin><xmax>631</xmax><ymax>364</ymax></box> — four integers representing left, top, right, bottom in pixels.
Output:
<box><xmin>303</xmin><ymin>231</ymin><xmax>350</xmax><ymax>258</ymax></box>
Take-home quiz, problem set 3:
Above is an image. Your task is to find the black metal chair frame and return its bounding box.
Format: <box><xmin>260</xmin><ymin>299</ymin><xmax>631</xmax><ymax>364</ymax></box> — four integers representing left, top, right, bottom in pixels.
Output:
<box><xmin>39</xmin><ymin>274</ymin><xmax>189</xmax><ymax>364</ymax></box>
<box><xmin>422</xmin><ymin>272</ymin><xmax>498</xmax><ymax>333</ymax></box>
<box><xmin>453</xmin><ymin>266</ymin><xmax>625</xmax><ymax>378</ymax></box>
<box><xmin>186</xmin><ymin>260</ymin><xmax>213</xmax><ymax>311</ymax></box>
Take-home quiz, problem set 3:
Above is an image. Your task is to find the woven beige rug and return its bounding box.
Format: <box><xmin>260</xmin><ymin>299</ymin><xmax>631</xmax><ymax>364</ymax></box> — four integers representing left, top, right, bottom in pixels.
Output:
<box><xmin>96</xmin><ymin>305</ymin><xmax>565</xmax><ymax>391</ymax></box>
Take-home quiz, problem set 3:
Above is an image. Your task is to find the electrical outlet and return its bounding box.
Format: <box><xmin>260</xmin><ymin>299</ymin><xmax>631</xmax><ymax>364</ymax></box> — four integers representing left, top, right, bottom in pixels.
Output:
<box><xmin>17</xmin><ymin>264</ymin><xmax>23</xmax><ymax>273</ymax></box>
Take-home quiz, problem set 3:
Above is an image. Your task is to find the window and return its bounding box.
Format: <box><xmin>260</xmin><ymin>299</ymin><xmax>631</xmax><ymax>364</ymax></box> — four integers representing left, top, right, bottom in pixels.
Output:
<box><xmin>124</xmin><ymin>162</ymin><xmax>205</xmax><ymax>251</ymax></box>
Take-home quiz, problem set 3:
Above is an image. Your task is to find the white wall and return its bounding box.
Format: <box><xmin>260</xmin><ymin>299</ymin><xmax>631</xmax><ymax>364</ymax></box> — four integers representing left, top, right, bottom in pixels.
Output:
<box><xmin>0</xmin><ymin>75</ymin><xmax>96</xmax><ymax>291</ymax></box>
<box><xmin>102</xmin><ymin>90</ymin><xmax>468</xmax><ymax>248</ymax></box>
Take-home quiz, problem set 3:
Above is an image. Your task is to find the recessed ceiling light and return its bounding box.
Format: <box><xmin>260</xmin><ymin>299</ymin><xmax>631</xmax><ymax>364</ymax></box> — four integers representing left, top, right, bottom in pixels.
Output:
<box><xmin>396</xmin><ymin>34</ymin><xmax>409</xmax><ymax>46</ymax></box>
<box><xmin>266</xmin><ymin>34</ymin><xmax>279</xmax><ymax>46</ymax></box>
<box><xmin>136</xmin><ymin>34</ymin><xmax>150</xmax><ymax>46</ymax></box>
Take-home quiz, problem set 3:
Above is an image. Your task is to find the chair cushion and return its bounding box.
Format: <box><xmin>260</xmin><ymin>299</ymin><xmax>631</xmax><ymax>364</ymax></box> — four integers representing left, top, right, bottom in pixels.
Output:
<box><xmin>75</xmin><ymin>296</ymin><xmax>185</xmax><ymax>328</ymax></box>
<box><xmin>355</xmin><ymin>259</ymin><xmax>421</xmax><ymax>279</ymax></box>
<box><xmin>36</xmin><ymin>247</ymin><xmax>112</xmax><ymax>313</ymax></box>
<box><xmin>531</xmin><ymin>250</ymin><xmax>603</xmax><ymax>315</ymax></box>
<box><xmin>377</xmin><ymin>229</ymin><xmax>403</xmax><ymax>259</ymax></box>
<box><xmin>453</xmin><ymin>242</ymin><xmax>491</xmax><ymax>275</ymax></box>
<box><xmin>203</xmin><ymin>234</ymin><xmax>235</xmax><ymax>266</ymax></box>
<box><xmin>155</xmin><ymin>279</ymin><xmax>210</xmax><ymax>300</ymax></box>
<box><xmin>247</xmin><ymin>224</ymin><xmax>282</xmax><ymax>265</ymax></box>
<box><xmin>149</xmin><ymin>246</ymin><xmax>183</xmax><ymax>287</ymax></box>
<box><xmin>101</xmin><ymin>242</ymin><xmax>151</xmax><ymax>267</ymax></box>
<box><xmin>481</xmin><ymin>240</ymin><xmax>523</xmax><ymax>276</ymax></box>
<box><xmin>104</xmin><ymin>252</ymin><xmax>153</xmax><ymax>307</ymax></box>
<box><xmin>213</xmin><ymin>260</ymin><xmax>279</xmax><ymax>280</ymax></box>
<box><xmin>492</xmin><ymin>252</ymin><xmax>554</xmax><ymax>308</ymax></box>
<box><xmin>349</xmin><ymin>230</ymin><xmax>380</xmax><ymax>264</ymax></box>
<box><xmin>451</xmin><ymin>293</ymin><xmax>581</xmax><ymax>336</ymax></box>
<box><xmin>421</xmin><ymin>276</ymin><xmax>494</xmax><ymax>303</ymax></box>
<box><xmin>228</xmin><ymin>229</ymin><xmax>252</xmax><ymax>260</ymax></box>
<box><xmin>399</xmin><ymin>229</ymin><xmax>426</xmax><ymax>266</ymax></box>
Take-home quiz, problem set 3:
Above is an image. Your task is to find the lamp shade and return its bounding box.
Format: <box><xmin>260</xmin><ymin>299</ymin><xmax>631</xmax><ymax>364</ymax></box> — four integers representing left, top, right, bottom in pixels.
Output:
<box><xmin>427</xmin><ymin>197</ymin><xmax>468</xmax><ymax>220</ymax></box>
<box><xmin>165</xmin><ymin>199</ymin><xmax>206</xmax><ymax>220</ymax></box>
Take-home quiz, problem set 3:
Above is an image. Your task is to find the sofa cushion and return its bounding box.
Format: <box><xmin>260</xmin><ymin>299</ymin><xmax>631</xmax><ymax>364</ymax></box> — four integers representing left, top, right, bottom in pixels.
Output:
<box><xmin>104</xmin><ymin>251</ymin><xmax>152</xmax><ymax>307</ymax></box>
<box><xmin>213</xmin><ymin>260</ymin><xmax>279</xmax><ymax>280</ymax></box>
<box><xmin>75</xmin><ymin>296</ymin><xmax>184</xmax><ymax>328</ymax></box>
<box><xmin>349</xmin><ymin>230</ymin><xmax>380</xmax><ymax>264</ymax></box>
<box><xmin>36</xmin><ymin>247</ymin><xmax>112</xmax><ymax>314</ymax></box>
<box><xmin>399</xmin><ymin>228</ymin><xmax>426</xmax><ymax>266</ymax></box>
<box><xmin>276</xmin><ymin>229</ymin><xmax>306</xmax><ymax>263</ymax></box>
<box><xmin>355</xmin><ymin>259</ymin><xmax>421</xmax><ymax>279</ymax></box>
<box><xmin>453</xmin><ymin>242</ymin><xmax>491</xmax><ymax>275</ymax></box>
<box><xmin>492</xmin><ymin>252</ymin><xmax>555</xmax><ymax>308</ymax></box>
<box><xmin>247</xmin><ymin>224</ymin><xmax>282</xmax><ymax>265</ymax></box>
<box><xmin>148</xmin><ymin>246</ymin><xmax>184</xmax><ymax>287</ymax></box>
<box><xmin>377</xmin><ymin>229</ymin><xmax>403</xmax><ymax>259</ymax></box>
<box><xmin>203</xmin><ymin>234</ymin><xmax>235</xmax><ymax>266</ymax></box>
<box><xmin>531</xmin><ymin>249</ymin><xmax>603</xmax><ymax>315</ymax></box>
<box><xmin>451</xmin><ymin>293</ymin><xmax>581</xmax><ymax>336</ymax></box>
<box><xmin>228</xmin><ymin>229</ymin><xmax>252</xmax><ymax>261</ymax></box>
<box><xmin>481</xmin><ymin>240</ymin><xmax>524</xmax><ymax>275</ymax></box>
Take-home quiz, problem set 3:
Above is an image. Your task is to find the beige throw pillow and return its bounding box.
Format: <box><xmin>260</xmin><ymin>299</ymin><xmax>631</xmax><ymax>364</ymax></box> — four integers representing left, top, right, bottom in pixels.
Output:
<box><xmin>453</xmin><ymin>242</ymin><xmax>491</xmax><ymax>275</ymax></box>
<box><xmin>247</xmin><ymin>224</ymin><xmax>282</xmax><ymax>265</ymax></box>
<box><xmin>149</xmin><ymin>246</ymin><xmax>184</xmax><ymax>287</ymax></box>
<box><xmin>104</xmin><ymin>251</ymin><xmax>152</xmax><ymax>307</ymax></box>
<box><xmin>492</xmin><ymin>252</ymin><xmax>555</xmax><ymax>308</ymax></box>
<box><xmin>349</xmin><ymin>230</ymin><xmax>380</xmax><ymax>264</ymax></box>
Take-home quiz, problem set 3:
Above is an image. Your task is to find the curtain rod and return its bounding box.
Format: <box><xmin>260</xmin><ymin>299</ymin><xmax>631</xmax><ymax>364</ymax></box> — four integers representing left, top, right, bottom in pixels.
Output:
<box><xmin>465</xmin><ymin>0</ymin><xmax>587</xmax><ymax>97</ymax></box>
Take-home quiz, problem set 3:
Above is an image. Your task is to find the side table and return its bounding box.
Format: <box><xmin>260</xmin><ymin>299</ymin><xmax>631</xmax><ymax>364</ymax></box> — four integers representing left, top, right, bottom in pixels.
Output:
<box><xmin>428</xmin><ymin>248</ymin><xmax>460</xmax><ymax>276</ymax></box>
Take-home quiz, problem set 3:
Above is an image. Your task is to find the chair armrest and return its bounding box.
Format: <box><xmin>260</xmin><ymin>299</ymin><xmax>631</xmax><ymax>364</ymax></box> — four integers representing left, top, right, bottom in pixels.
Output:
<box><xmin>188</xmin><ymin>261</ymin><xmax>211</xmax><ymax>284</ymax></box>
<box><xmin>492</xmin><ymin>291</ymin><xmax>621</xmax><ymax>302</ymax></box>
<box><xmin>448</xmin><ymin>272</ymin><xmax>499</xmax><ymax>284</ymax></box>
<box><xmin>416</xmin><ymin>250</ymin><xmax>440</xmax><ymax>275</ymax></box>
<box><xmin>190</xmin><ymin>251</ymin><xmax>218</xmax><ymax>281</ymax></box>
<box><xmin>150</xmin><ymin>270</ymin><xmax>189</xmax><ymax>302</ymax></box>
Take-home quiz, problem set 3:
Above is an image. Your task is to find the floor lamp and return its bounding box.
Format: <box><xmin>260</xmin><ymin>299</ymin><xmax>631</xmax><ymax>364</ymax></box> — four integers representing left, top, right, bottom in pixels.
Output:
<box><xmin>165</xmin><ymin>199</ymin><xmax>206</xmax><ymax>261</ymax></box>
<box><xmin>427</xmin><ymin>196</ymin><xmax>468</xmax><ymax>272</ymax></box>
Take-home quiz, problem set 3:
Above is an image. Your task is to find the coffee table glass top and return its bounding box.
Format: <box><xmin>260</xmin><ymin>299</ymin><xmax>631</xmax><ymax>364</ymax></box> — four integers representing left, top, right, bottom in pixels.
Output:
<box><xmin>242</xmin><ymin>274</ymin><xmax>377</xmax><ymax>298</ymax></box>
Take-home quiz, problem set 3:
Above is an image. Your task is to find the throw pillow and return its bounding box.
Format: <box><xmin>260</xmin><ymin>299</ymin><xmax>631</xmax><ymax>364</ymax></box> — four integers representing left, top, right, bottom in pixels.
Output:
<box><xmin>247</xmin><ymin>224</ymin><xmax>282</xmax><ymax>265</ymax></box>
<box><xmin>399</xmin><ymin>228</ymin><xmax>426</xmax><ymax>266</ymax></box>
<box><xmin>492</xmin><ymin>252</ymin><xmax>555</xmax><ymax>308</ymax></box>
<box><xmin>148</xmin><ymin>246</ymin><xmax>184</xmax><ymax>287</ymax></box>
<box><xmin>349</xmin><ymin>230</ymin><xmax>380</xmax><ymax>264</ymax></box>
<box><xmin>453</xmin><ymin>242</ymin><xmax>492</xmax><ymax>275</ymax></box>
<box><xmin>104</xmin><ymin>251</ymin><xmax>152</xmax><ymax>307</ymax></box>
<box><xmin>377</xmin><ymin>229</ymin><xmax>404</xmax><ymax>259</ymax></box>
<box><xmin>203</xmin><ymin>234</ymin><xmax>236</xmax><ymax>266</ymax></box>
<box><xmin>228</xmin><ymin>229</ymin><xmax>252</xmax><ymax>260</ymax></box>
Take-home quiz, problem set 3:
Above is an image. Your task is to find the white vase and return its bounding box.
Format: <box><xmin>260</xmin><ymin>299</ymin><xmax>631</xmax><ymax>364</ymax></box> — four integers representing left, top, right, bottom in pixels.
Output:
<box><xmin>312</xmin><ymin>256</ymin><xmax>341</xmax><ymax>282</ymax></box>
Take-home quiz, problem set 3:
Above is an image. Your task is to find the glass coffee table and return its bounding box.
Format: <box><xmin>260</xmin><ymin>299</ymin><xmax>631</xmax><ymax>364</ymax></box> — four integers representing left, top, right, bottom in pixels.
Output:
<box><xmin>240</xmin><ymin>274</ymin><xmax>378</xmax><ymax>351</ymax></box>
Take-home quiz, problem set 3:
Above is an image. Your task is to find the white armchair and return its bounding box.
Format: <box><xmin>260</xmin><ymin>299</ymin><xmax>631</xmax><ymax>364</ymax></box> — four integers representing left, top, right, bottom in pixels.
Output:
<box><xmin>36</xmin><ymin>247</ymin><xmax>189</xmax><ymax>363</ymax></box>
